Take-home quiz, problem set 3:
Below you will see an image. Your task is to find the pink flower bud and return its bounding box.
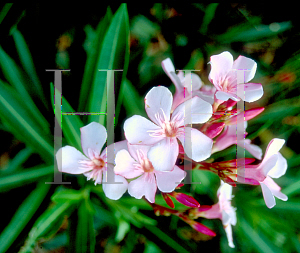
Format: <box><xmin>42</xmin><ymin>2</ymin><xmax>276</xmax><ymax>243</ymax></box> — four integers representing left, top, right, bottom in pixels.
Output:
<box><xmin>162</xmin><ymin>193</ymin><xmax>175</xmax><ymax>208</ymax></box>
<box><xmin>225</xmin><ymin>107</ymin><xmax>264</xmax><ymax>125</ymax></box>
<box><xmin>170</xmin><ymin>192</ymin><xmax>200</xmax><ymax>207</ymax></box>
<box><xmin>205</xmin><ymin>122</ymin><xmax>225</xmax><ymax>139</ymax></box>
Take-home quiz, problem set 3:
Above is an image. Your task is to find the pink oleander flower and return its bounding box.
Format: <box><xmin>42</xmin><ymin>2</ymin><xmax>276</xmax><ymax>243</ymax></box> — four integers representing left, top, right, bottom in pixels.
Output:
<box><xmin>212</xmin><ymin>122</ymin><xmax>262</xmax><ymax>160</ymax></box>
<box><xmin>114</xmin><ymin>144</ymin><xmax>186</xmax><ymax>203</ymax></box>
<box><xmin>209</xmin><ymin>51</ymin><xmax>263</xmax><ymax>102</ymax></box>
<box><xmin>190</xmin><ymin>181</ymin><xmax>236</xmax><ymax>248</ymax></box>
<box><xmin>56</xmin><ymin>122</ymin><xmax>128</xmax><ymax>200</ymax></box>
<box><xmin>124</xmin><ymin>86</ymin><xmax>213</xmax><ymax>172</ymax></box>
<box><xmin>237</xmin><ymin>138</ymin><xmax>288</xmax><ymax>208</ymax></box>
<box><xmin>161</xmin><ymin>58</ymin><xmax>214</xmax><ymax>110</ymax></box>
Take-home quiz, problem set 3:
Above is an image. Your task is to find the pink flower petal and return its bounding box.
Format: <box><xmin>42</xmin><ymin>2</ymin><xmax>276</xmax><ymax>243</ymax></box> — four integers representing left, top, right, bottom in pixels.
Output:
<box><xmin>114</xmin><ymin>149</ymin><xmax>143</xmax><ymax>179</ymax></box>
<box><xmin>177</xmin><ymin>127</ymin><xmax>213</xmax><ymax>162</ymax></box>
<box><xmin>102</xmin><ymin>173</ymin><xmax>128</xmax><ymax>200</ymax></box>
<box><xmin>124</xmin><ymin>115</ymin><xmax>164</xmax><ymax>145</ymax></box>
<box><xmin>161</xmin><ymin>58</ymin><xmax>182</xmax><ymax>90</ymax></box>
<box><xmin>128</xmin><ymin>173</ymin><xmax>157</xmax><ymax>203</ymax></box>
<box><xmin>224</xmin><ymin>224</ymin><xmax>235</xmax><ymax>248</ymax></box>
<box><xmin>232</xmin><ymin>55</ymin><xmax>257</xmax><ymax>83</ymax></box>
<box><xmin>215</xmin><ymin>90</ymin><xmax>240</xmax><ymax>101</ymax></box>
<box><xmin>242</xmin><ymin>83</ymin><xmax>263</xmax><ymax>102</ymax></box>
<box><xmin>264</xmin><ymin>138</ymin><xmax>285</xmax><ymax>160</ymax></box>
<box><xmin>80</xmin><ymin>122</ymin><xmax>107</xmax><ymax>159</ymax></box>
<box><xmin>263</xmin><ymin>177</ymin><xmax>288</xmax><ymax>201</ymax></box>
<box><xmin>102</xmin><ymin>140</ymin><xmax>129</xmax><ymax>164</ymax></box>
<box><xmin>56</xmin><ymin>146</ymin><xmax>90</xmax><ymax>174</ymax></box>
<box><xmin>172</xmin><ymin>96</ymin><xmax>212</xmax><ymax>124</ymax></box>
<box><xmin>243</xmin><ymin>139</ymin><xmax>262</xmax><ymax>160</ymax></box>
<box><xmin>155</xmin><ymin>165</ymin><xmax>186</xmax><ymax>193</ymax></box>
<box><xmin>260</xmin><ymin>181</ymin><xmax>276</xmax><ymax>208</ymax></box>
<box><xmin>209</xmin><ymin>51</ymin><xmax>234</xmax><ymax>83</ymax></box>
<box><xmin>268</xmin><ymin>152</ymin><xmax>288</xmax><ymax>178</ymax></box>
<box><xmin>148</xmin><ymin>137</ymin><xmax>179</xmax><ymax>171</ymax></box>
<box><xmin>127</xmin><ymin>143</ymin><xmax>152</xmax><ymax>163</ymax></box>
<box><xmin>144</xmin><ymin>86</ymin><xmax>172</xmax><ymax>126</ymax></box>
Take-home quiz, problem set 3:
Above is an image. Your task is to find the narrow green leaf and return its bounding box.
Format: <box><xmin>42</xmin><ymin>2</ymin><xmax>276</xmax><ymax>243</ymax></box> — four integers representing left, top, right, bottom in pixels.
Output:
<box><xmin>20</xmin><ymin>201</ymin><xmax>77</xmax><ymax>253</ymax></box>
<box><xmin>51</xmin><ymin>189</ymin><xmax>84</xmax><ymax>203</ymax></box>
<box><xmin>1</xmin><ymin>146</ymin><xmax>32</xmax><ymax>174</ymax></box>
<box><xmin>119</xmin><ymin>78</ymin><xmax>147</xmax><ymax>118</ymax></box>
<box><xmin>0</xmin><ymin>165</ymin><xmax>53</xmax><ymax>192</ymax></box>
<box><xmin>115</xmin><ymin>219</ymin><xmax>130</xmax><ymax>243</ymax></box>
<box><xmin>75</xmin><ymin>200</ymin><xmax>96</xmax><ymax>253</ymax></box>
<box><xmin>0</xmin><ymin>81</ymin><xmax>53</xmax><ymax>160</ymax></box>
<box><xmin>0</xmin><ymin>3</ymin><xmax>13</xmax><ymax>24</ymax></box>
<box><xmin>11</xmin><ymin>28</ymin><xmax>47</xmax><ymax>107</ymax></box>
<box><xmin>0</xmin><ymin>180</ymin><xmax>51</xmax><ymax>253</ymax></box>
<box><xmin>88</xmin><ymin>3</ymin><xmax>130</xmax><ymax>126</ymax></box>
<box><xmin>78</xmin><ymin>7</ymin><xmax>113</xmax><ymax>112</ymax></box>
<box><xmin>50</xmin><ymin>83</ymin><xmax>83</xmax><ymax>150</ymax></box>
<box><xmin>0</xmin><ymin>46</ymin><xmax>50</xmax><ymax>132</ymax></box>
<box><xmin>145</xmin><ymin>226</ymin><xmax>190</xmax><ymax>253</ymax></box>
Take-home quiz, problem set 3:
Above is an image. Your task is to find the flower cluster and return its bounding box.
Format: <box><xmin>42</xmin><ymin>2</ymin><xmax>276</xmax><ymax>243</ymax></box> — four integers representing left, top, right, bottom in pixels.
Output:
<box><xmin>56</xmin><ymin>51</ymin><xmax>288</xmax><ymax>248</ymax></box>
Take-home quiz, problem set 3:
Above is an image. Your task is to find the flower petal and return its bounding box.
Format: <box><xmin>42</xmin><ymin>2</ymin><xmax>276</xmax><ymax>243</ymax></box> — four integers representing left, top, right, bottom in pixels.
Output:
<box><xmin>144</xmin><ymin>86</ymin><xmax>173</xmax><ymax>126</ymax></box>
<box><xmin>172</xmin><ymin>96</ymin><xmax>213</xmax><ymax>125</ymax></box>
<box><xmin>102</xmin><ymin>172</ymin><xmax>128</xmax><ymax>200</ymax></box>
<box><xmin>128</xmin><ymin>173</ymin><xmax>157</xmax><ymax>203</ymax></box>
<box><xmin>215</xmin><ymin>90</ymin><xmax>240</xmax><ymax>102</ymax></box>
<box><xmin>260</xmin><ymin>181</ymin><xmax>276</xmax><ymax>208</ymax></box>
<box><xmin>243</xmin><ymin>139</ymin><xmax>263</xmax><ymax>160</ymax></box>
<box><xmin>240</xmin><ymin>83</ymin><xmax>263</xmax><ymax>102</ymax></box>
<box><xmin>232</xmin><ymin>55</ymin><xmax>257</xmax><ymax>83</ymax></box>
<box><xmin>102</xmin><ymin>140</ymin><xmax>129</xmax><ymax>164</ymax></box>
<box><xmin>224</xmin><ymin>224</ymin><xmax>235</xmax><ymax>248</ymax></box>
<box><xmin>268</xmin><ymin>152</ymin><xmax>288</xmax><ymax>178</ymax></box>
<box><xmin>114</xmin><ymin>149</ymin><xmax>143</xmax><ymax>179</ymax></box>
<box><xmin>161</xmin><ymin>58</ymin><xmax>182</xmax><ymax>90</ymax></box>
<box><xmin>148</xmin><ymin>137</ymin><xmax>179</xmax><ymax>171</ymax></box>
<box><xmin>56</xmin><ymin>146</ymin><xmax>90</xmax><ymax>174</ymax></box>
<box><xmin>264</xmin><ymin>138</ymin><xmax>285</xmax><ymax>160</ymax></box>
<box><xmin>209</xmin><ymin>51</ymin><xmax>234</xmax><ymax>83</ymax></box>
<box><xmin>127</xmin><ymin>143</ymin><xmax>152</xmax><ymax>163</ymax></box>
<box><xmin>262</xmin><ymin>177</ymin><xmax>288</xmax><ymax>201</ymax></box>
<box><xmin>155</xmin><ymin>165</ymin><xmax>186</xmax><ymax>193</ymax></box>
<box><xmin>80</xmin><ymin>122</ymin><xmax>107</xmax><ymax>159</ymax></box>
<box><xmin>177</xmin><ymin>127</ymin><xmax>213</xmax><ymax>162</ymax></box>
<box><xmin>124</xmin><ymin>115</ymin><xmax>163</xmax><ymax>145</ymax></box>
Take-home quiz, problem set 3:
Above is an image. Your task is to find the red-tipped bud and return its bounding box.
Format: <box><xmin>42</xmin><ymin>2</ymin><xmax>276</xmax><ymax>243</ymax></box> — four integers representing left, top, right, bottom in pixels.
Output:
<box><xmin>214</xmin><ymin>158</ymin><xmax>256</xmax><ymax>168</ymax></box>
<box><xmin>162</xmin><ymin>193</ymin><xmax>175</xmax><ymax>208</ymax></box>
<box><xmin>226</xmin><ymin>107</ymin><xmax>265</xmax><ymax>125</ymax></box>
<box><xmin>176</xmin><ymin>183</ymin><xmax>184</xmax><ymax>189</ymax></box>
<box><xmin>170</xmin><ymin>192</ymin><xmax>200</xmax><ymax>207</ymax></box>
<box><xmin>205</xmin><ymin>122</ymin><xmax>225</xmax><ymax>139</ymax></box>
<box><xmin>180</xmin><ymin>215</ymin><xmax>216</xmax><ymax>237</ymax></box>
<box><xmin>178</xmin><ymin>144</ymin><xmax>185</xmax><ymax>154</ymax></box>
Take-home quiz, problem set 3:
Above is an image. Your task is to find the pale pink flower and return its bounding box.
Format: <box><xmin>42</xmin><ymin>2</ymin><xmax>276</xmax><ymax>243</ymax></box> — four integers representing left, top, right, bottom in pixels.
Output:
<box><xmin>124</xmin><ymin>86</ymin><xmax>213</xmax><ymax>172</ymax></box>
<box><xmin>191</xmin><ymin>181</ymin><xmax>236</xmax><ymax>248</ymax></box>
<box><xmin>56</xmin><ymin>122</ymin><xmax>128</xmax><ymax>200</ymax></box>
<box><xmin>161</xmin><ymin>58</ymin><xmax>214</xmax><ymax>110</ymax></box>
<box><xmin>114</xmin><ymin>144</ymin><xmax>186</xmax><ymax>203</ymax></box>
<box><xmin>212</xmin><ymin>122</ymin><xmax>262</xmax><ymax>160</ymax></box>
<box><xmin>209</xmin><ymin>51</ymin><xmax>263</xmax><ymax>102</ymax></box>
<box><xmin>237</xmin><ymin>138</ymin><xmax>288</xmax><ymax>208</ymax></box>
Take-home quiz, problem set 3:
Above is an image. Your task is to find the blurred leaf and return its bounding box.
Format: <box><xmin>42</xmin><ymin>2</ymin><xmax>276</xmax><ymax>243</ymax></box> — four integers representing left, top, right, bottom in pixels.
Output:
<box><xmin>192</xmin><ymin>169</ymin><xmax>219</xmax><ymax>198</ymax></box>
<box><xmin>238</xmin><ymin>216</ymin><xmax>282</xmax><ymax>253</ymax></box>
<box><xmin>88</xmin><ymin>3</ymin><xmax>130</xmax><ymax>126</ymax></box>
<box><xmin>0</xmin><ymin>3</ymin><xmax>13</xmax><ymax>24</ymax></box>
<box><xmin>0</xmin><ymin>81</ymin><xmax>53</xmax><ymax>161</ymax></box>
<box><xmin>0</xmin><ymin>180</ymin><xmax>51</xmax><ymax>253</ymax></box>
<box><xmin>217</xmin><ymin>21</ymin><xmax>292</xmax><ymax>43</ymax></box>
<box><xmin>11</xmin><ymin>28</ymin><xmax>47</xmax><ymax>106</ymax></box>
<box><xmin>50</xmin><ymin>83</ymin><xmax>83</xmax><ymax>150</ymax></box>
<box><xmin>79</xmin><ymin>7</ymin><xmax>113</xmax><ymax>112</ymax></box>
<box><xmin>200</xmin><ymin>3</ymin><xmax>219</xmax><ymax>34</ymax></box>
<box><xmin>20</xmin><ymin>200</ymin><xmax>78</xmax><ymax>253</ymax></box>
<box><xmin>0</xmin><ymin>46</ymin><xmax>50</xmax><ymax>132</ymax></box>
<box><xmin>75</xmin><ymin>200</ymin><xmax>96</xmax><ymax>253</ymax></box>
<box><xmin>146</xmin><ymin>225</ymin><xmax>190</xmax><ymax>253</ymax></box>
<box><xmin>0</xmin><ymin>165</ymin><xmax>53</xmax><ymax>192</ymax></box>
<box><xmin>118</xmin><ymin>78</ymin><xmax>147</xmax><ymax>119</ymax></box>
<box><xmin>144</xmin><ymin>240</ymin><xmax>162</xmax><ymax>253</ymax></box>
<box><xmin>1</xmin><ymin>146</ymin><xmax>32</xmax><ymax>174</ymax></box>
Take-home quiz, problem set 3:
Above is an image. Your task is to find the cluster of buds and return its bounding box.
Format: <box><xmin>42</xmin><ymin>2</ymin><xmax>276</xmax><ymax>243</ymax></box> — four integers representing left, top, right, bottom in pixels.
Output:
<box><xmin>56</xmin><ymin>51</ymin><xmax>288</xmax><ymax>248</ymax></box>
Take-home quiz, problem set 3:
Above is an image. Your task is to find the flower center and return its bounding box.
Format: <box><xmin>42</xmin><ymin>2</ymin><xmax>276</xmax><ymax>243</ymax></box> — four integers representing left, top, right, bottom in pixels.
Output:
<box><xmin>141</xmin><ymin>159</ymin><xmax>154</xmax><ymax>173</ymax></box>
<box><xmin>164</xmin><ymin>121</ymin><xmax>178</xmax><ymax>138</ymax></box>
<box><xmin>92</xmin><ymin>158</ymin><xmax>105</xmax><ymax>169</ymax></box>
